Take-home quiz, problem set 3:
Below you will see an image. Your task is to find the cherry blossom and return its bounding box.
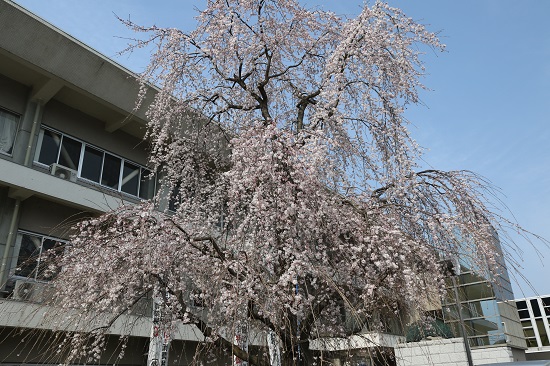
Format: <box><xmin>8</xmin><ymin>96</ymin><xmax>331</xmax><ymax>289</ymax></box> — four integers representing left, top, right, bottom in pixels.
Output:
<box><xmin>46</xmin><ymin>1</ymin><xmax>533</xmax><ymax>365</ymax></box>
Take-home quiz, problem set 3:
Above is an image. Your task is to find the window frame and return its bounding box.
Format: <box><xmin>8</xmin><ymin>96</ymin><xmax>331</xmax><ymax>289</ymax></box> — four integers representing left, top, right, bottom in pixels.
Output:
<box><xmin>0</xmin><ymin>107</ymin><xmax>21</xmax><ymax>157</ymax></box>
<box><xmin>33</xmin><ymin>126</ymin><xmax>156</xmax><ymax>200</ymax></box>
<box><xmin>9</xmin><ymin>230</ymin><xmax>68</xmax><ymax>283</ymax></box>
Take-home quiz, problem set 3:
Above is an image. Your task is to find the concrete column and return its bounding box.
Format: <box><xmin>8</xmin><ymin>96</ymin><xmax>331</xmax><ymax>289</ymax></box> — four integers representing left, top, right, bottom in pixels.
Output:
<box><xmin>12</xmin><ymin>98</ymin><xmax>42</xmax><ymax>166</ymax></box>
<box><xmin>0</xmin><ymin>188</ymin><xmax>21</xmax><ymax>291</ymax></box>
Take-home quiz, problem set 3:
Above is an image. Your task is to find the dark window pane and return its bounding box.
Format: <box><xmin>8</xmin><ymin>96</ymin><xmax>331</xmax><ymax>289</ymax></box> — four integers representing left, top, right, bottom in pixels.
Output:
<box><xmin>456</xmin><ymin>283</ymin><xmax>494</xmax><ymax>302</ymax></box>
<box><xmin>542</xmin><ymin>297</ymin><xmax>550</xmax><ymax>307</ymax></box>
<box><xmin>516</xmin><ymin>300</ymin><xmax>527</xmax><ymax>310</ymax></box>
<box><xmin>37</xmin><ymin>239</ymin><xmax>62</xmax><ymax>280</ymax></box>
<box><xmin>139</xmin><ymin>169</ymin><xmax>156</xmax><ymax>199</ymax></box>
<box><xmin>531</xmin><ymin>299</ymin><xmax>542</xmax><ymax>317</ymax></box>
<box><xmin>168</xmin><ymin>183</ymin><xmax>181</xmax><ymax>211</ymax></box>
<box><xmin>81</xmin><ymin>146</ymin><xmax>103</xmax><ymax>182</ymax></box>
<box><xmin>101</xmin><ymin>153</ymin><xmax>121</xmax><ymax>189</ymax></box>
<box><xmin>0</xmin><ymin>109</ymin><xmax>19</xmax><ymax>155</ymax></box>
<box><xmin>37</xmin><ymin>129</ymin><xmax>61</xmax><ymax>166</ymax></box>
<box><xmin>518</xmin><ymin>309</ymin><xmax>531</xmax><ymax>319</ymax></box>
<box><xmin>15</xmin><ymin>234</ymin><xmax>41</xmax><ymax>278</ymax></box>
<box><xmin>524</xmin><ymin>327</ymin><xmax>536</xmax><ymax>338</ymax></box>
<box><xmin>537</xmin><ymin>319</ymin><xmax>549</xmax><ymax>346</ymax></box>
<box><xmin>57</xmin><ymin>136</ymin><xmax>82</xmax><ymax>170</ymax></box>
<box><xmin>121</xmin><ymin>161</ymin><xmax>140</xmax><ymax>196</ymax></box>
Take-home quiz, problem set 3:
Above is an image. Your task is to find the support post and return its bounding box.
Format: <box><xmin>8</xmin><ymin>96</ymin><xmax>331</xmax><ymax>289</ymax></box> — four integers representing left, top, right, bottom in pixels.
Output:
<box><xmin>148</xmin><ymin>294</ymin><xmax>170</xmax><ymax>366</ymax></box>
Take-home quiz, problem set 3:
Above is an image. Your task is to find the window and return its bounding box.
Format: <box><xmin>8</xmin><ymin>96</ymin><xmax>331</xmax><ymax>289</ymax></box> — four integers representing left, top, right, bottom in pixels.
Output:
<box><xmin>531</xmin><ymin>299</ymin><xmax>542</xmax><ymax>317</ymax></box>
<box><xmin>0</xmin><ymin>108</ymin><xmax>20</xmax><ymax>155</ymax></box>
<box><xmin>10</xmin><ymin>231</ymin><xmax>66</xmax><ymax>281</ymax></box>
<box><xmin>81</xmin><ymin>145</ymin><xmax>103</xmax><ymax>182</ymax></box>
<box><xmin>518</xmin><ymin>309</ymin><xmax>530</xmax><ymax>319</ymax></box>
<box><xmin>168</xmin><ymin>182</ymin><xmax>182</xmax><ymax>212</ymax></box>
<box><xmin>516</xmin><ymin>300</ymin><xmax>527</xmax><ymax>310</ymax></box>
<box><xmin>34</xmin><ymin>127</ymin><xmax>156</xmax><ymax>199</ymax></box>
<box><xmin>101</xmin><ymin>153</ymin><xmax>121</xmax><ymax>189</ymax></box>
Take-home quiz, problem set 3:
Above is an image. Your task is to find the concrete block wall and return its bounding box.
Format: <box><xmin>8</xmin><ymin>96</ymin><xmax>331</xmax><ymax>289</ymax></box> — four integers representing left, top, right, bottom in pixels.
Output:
<box><xmin>471</xmin><ymin>346</ymin><xmax>518</xmax><ymax>364</ymax></box>
<box><xmin>396</xmin><ymin>338</ymin><xmax>469</xmax><ymax>366</ymax></box>
<box><xmin>395</xmin><ymin>338</ymin><xmax>518</xmax><ymax>366</ymax></box>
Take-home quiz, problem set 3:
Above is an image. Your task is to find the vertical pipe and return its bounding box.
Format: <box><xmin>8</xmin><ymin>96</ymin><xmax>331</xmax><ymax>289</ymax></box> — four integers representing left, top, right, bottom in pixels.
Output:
<box><xmin>24</xmin><ymin>101</ymin><xmax>42</xmax><ymax>167</ymax></box>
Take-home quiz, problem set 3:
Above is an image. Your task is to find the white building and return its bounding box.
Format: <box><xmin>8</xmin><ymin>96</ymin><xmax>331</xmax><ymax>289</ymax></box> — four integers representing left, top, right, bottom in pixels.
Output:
<box><xmin>514</xmin><ymin>295</ymin><xmax>550</xmax><ymax>361</ymax></box>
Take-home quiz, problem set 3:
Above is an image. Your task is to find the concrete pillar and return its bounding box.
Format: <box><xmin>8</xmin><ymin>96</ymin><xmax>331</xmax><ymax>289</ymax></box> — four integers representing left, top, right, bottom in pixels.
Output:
<box><xmin>12</xmin><ymin>98</ymin><xmax>41</xmax><ymax>165</ymax></box>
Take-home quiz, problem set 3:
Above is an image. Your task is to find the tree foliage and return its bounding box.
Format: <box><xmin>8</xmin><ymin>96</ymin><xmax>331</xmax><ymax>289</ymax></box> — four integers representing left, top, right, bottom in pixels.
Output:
<box><xmin>48</xmin><ymin>1</ymin><xmax>523</xmax><ymax>365</ymax></box>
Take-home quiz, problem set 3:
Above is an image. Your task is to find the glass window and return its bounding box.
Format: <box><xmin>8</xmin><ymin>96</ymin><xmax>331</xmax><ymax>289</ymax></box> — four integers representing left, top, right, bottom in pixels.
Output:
<box><xmin>469</xmin><ymin>336</ymin><xmax>490</xmax><ymax>347</ymax></box>
<box><xmin>523</xmin><ymin>327</ymin><xmax>536</xmax><ymax>338</ymax></box>
<box><xmin>14</xmin><ymin>234</ymin><xmax>41</xmax><ymax>278</ymax></box>
<box><xmin>168</xmin><ymin>183</ymin><xmax>182</xmax><ymax>212</ymax></box>
<box><xmin>57</xmin><ymin>136</ymin><xmax>82</xmax><ymax>170</ymax></box>
<box><xmin>139</xmin><ymin>168</ymin><xmax>156</xmax><ymax>199</ymax></box>
<box><xmin>101</xmin><ymin>153</ymin><xmax>122</xmax><ymax>189</ymax></box>
<box><xmin>516</xmin><ymin>300</ymin><xmax>527</xmax><ymax>310</ymax></box>
<box><xmin>456</xmin><ymin>283</ymin><xmax>494</xmax><ymax>302</ymax></box>
<box><xmin>531</xmin><ymin>299</ymin><xmax>542</xmax><ymax>317</ymax></box>
<box><xmin>537</xmin><ymin>319</ymin><xmax>550</xmax><ymax>346</ymax></box>
<box><xmin>0</xmin><ymin>109</ymin><xmax>19</xmax><ymax>155</ymax></box>
<box><xmin>34</xmin><ymin>127</ymin><xmax>155</xmax><ymax>199</ymax></box>
<box><xmin>81</xmin><ymin>146</ymin><xmax>103</xmax><ymax>183</ymax></box>
<box><xmin>518</xmin><ymin>309</ymin><xmax>531</xmax><ymax>319</ymax></box>
<box><xmin>12</xmin><ymin>232</ymin><xmax>64</xmax><ymax>281</ymax></box>
<box><xmin>121</xmin><ymin>161</ymin><xmax>140</xmax><ymax>196</ymax></box>
<box><xmin>458</xmin><ymin>272</ymin><xmax>487</xmax><ymax>286</ymax></box>
<box><xmin>464</xmin><ymin>317</ymin><xmax>500</xmax><ymax>337</ymax></box>
<box><xmin>37</xmin><ymin>129</ymin><xmax>62</xmax><ymax>166</ymax></box>
<box><xmin>38</xmin><ymin>238</ymin><xmax>62</xmax><ymax>280</ymax></box>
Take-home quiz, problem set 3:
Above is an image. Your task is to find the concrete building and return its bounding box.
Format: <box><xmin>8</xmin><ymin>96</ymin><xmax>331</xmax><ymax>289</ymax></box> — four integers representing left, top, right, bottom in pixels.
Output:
<box><xmin>0</xmin><ymin>1</ymin><xmax>207</xmax><ymax>364</ymax></box>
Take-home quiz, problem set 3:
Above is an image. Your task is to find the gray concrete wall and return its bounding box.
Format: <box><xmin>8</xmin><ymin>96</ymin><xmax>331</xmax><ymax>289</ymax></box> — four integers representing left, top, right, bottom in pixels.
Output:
<box><xmin>499</xmin><ymin>300</ymin><xmax>528</xmax><ymax>349</ymax></box>
<box><xmin>0</xmin><ymin>1</ymin><xmax>149</xmax><ymax>122</ymax></box>
<box><xmin>18</xmin><ymin>196</ymin><xmax>92</xmax><ymax>239</ymax></box>
<box><xmin>0</xmin><ymin>158</ymin><xmax>128</xmax><ymax>213</ymax></box>
<box><xmin>0</xmin><ymin>73</ymin><xmax>29</xmax><ymax>114</ymax></box>
<box><xmin>0</xmin><ymin>73</ymin><xmax>36</xmax><ymax>165</ymax></box>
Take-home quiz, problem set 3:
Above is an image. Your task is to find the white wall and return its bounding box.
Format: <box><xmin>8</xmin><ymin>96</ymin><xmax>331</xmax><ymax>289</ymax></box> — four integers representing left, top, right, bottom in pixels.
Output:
<box><xmin>395</xmin><ymin>338</ymin><xmax>524</xmax><ymax>366</ymax></box>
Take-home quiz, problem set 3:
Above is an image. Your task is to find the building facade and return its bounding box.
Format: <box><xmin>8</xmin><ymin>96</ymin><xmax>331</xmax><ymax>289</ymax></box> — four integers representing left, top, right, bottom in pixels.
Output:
<box><xmin>0</xmin><ymin>1</ymin><xmax>207</xmax><ymax>364</ymax></box>
<box><xmin>514</xmin><ymin>295</ymin><xmax>550</xmax><ymax>361</ymax></box>
<box><xmin>440</xmin><ymin>247</ymin><xmax>525</xmax><ymax>350</ymax></box>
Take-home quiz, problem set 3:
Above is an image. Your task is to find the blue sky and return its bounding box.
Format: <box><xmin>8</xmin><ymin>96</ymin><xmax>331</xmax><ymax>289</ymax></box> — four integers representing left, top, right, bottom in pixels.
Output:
<box><xmin>10</xmin><ymin>0</ymin><xmax>550</xmax><ymax>298</ymax></box>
